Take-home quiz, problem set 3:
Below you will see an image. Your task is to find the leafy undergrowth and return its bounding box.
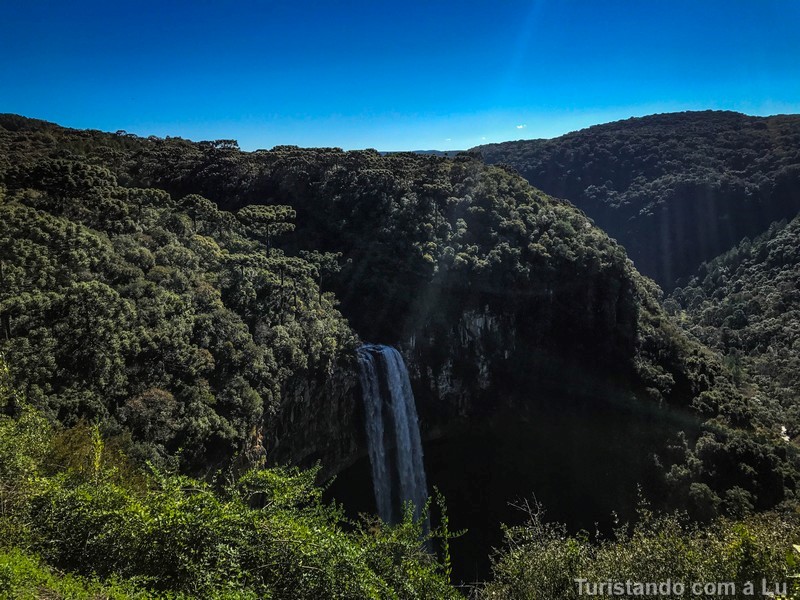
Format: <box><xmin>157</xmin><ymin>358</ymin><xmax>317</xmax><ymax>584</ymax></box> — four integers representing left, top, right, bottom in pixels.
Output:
<box><xmin>0</xmin><ymin>359</ymin><xmax>460</xmax><ymax>599</ymax></box>
<box><xmin>0</xmin><ymin>547</ymin><xmax>156</xmax><ymax>600</ymax></box>
<box><xmin>3</xmin><ymin>356</ymin><xmax>800</xmax><ymax>599</ymax></box>
<box><xmin>480</xmin><ymin>500</ymin><xmax>800</xmax><ymax>600</ymax></box>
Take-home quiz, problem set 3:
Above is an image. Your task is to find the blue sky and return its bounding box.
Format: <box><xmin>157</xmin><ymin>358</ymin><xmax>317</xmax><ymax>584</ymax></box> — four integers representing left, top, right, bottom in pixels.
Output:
<box><xmin>2</xmin><ymin>0</ymin><xmax>799</xmax><ymax>150</ymax></box>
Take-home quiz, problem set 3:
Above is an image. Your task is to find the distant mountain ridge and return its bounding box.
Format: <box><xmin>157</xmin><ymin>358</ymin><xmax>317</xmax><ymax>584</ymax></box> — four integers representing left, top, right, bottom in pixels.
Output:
<box><xmin>380</xmin><ymin>149</ymin><xmax>464</xmax><ymax>157</ymax></box>
<box><xmin>473</xmin><ymin>110</ymin><xmax>800</xmax><ymax>289</ymax></box>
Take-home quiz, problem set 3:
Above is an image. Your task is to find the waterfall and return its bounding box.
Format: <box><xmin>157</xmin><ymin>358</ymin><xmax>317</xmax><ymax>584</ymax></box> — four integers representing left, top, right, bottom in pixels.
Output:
<box><xmin>356</xmin><ymin>344</ymin><xmax>429</xmax><ymax>524</ymax></box>
<box><xmin>356</xmin><ymin>346</ymin><xmax>393</xmax><ymax>521</ymax></box>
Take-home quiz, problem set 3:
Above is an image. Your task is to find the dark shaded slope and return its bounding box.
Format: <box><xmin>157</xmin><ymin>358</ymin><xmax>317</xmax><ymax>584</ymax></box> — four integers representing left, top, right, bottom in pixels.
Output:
<box><xmin>474</xmin><ymin>111</ymin><xmax>800</xmax><ymax>289</ymax></box>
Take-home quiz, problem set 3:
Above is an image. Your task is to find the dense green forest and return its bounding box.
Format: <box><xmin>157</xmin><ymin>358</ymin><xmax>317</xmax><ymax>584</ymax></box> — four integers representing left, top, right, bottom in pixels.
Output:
<box><xmin>668</xmin><ymin>215</ymin><xmax>800</xmax><ymax>441</ymax></box>
<box><xmin>2</xmin><ymin>113</ymin><xmax>800</xmax><ymax>596</ymax></box>
<box><xmin>0</xmin><ymin>149</ymin><xmax>355</xmax><ymax>471</ymax></box>
<box><xmin>475</xmin><ymin>111</ymin><xmax>800</xmax><ymax>289</ymax></box>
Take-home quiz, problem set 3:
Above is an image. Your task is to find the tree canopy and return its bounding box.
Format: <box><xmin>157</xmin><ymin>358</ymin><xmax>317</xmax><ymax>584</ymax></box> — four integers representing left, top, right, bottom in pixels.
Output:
<box><xmin>475</xmin><ymin>110</ymin><xmax>800</xmax><ymax>290</ymax></box>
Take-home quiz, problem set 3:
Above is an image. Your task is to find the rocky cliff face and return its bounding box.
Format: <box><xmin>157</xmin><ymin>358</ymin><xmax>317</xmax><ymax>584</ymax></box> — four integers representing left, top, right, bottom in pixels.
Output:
<box><xmin>315</xmin><ymin>302</ymin><xmax>703</xmax><ymax>583</ymax></box>
<box><xmin>264</xmin><ymin>290</ymin><xmax>635</xmax><ymax>482</ymax></box>
<box><xmin>404</xmin><ymin>308</ymin><xmax>511</xmax><ymax>426</ymax></box>
<box><xmin>259</xmin><ymin>307</ymin><xmax>524</xmax><ymax>479</ymax></box>
<box><xmin>263</xmin><ymin>360</ymin><xmax>361</xmax><ymax>480</ymax></box>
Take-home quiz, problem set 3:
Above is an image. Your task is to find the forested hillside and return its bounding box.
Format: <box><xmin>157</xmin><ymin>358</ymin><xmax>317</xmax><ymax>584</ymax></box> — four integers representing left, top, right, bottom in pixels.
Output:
<box><xmin>475</xmin><ymin>111</ymin><xmax>800</xmax><ymax>289</ymax></box>
<box><xmin>2</xmin><ymin>112</ymin><xmax>798</xmax><ymax>511</ymax></box>
<box><xmin>669</xmin><ymin>215</ymin><xmax>800</xmax><ymax>441</ymax></box>
<box><xmin>0</xmin><ymin>151</ymin><xmax>355</xmax><ymax>471</ymax></box>
<box><xmin>2</xmin><ymin>114</ymin><xmax>800</xmax><ymax>594</ymax></box>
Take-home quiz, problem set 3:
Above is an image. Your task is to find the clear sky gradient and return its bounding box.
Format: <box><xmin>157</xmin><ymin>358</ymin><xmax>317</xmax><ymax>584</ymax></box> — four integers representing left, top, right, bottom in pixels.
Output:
<box><xmin>2</xmin><ymin>0</ymin><xmax>799</xmax><ymax>151</ymax></box>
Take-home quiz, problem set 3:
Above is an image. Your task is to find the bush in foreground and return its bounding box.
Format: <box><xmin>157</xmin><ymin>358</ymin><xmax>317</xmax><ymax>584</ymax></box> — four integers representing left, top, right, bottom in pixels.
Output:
<box><xmin>0</xmin><ymin>372</ymin><xmax>460</xmax><ymax>599</ymax></box>
<box><xmin>481</xmin><ymin>499</ymin><xmax>800</xmax><ymax>600</ymax></box>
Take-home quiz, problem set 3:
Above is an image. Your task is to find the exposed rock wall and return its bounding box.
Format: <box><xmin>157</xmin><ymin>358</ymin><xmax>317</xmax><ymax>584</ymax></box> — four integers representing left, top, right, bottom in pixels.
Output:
<box><xmin>262</xmin><ymin>281</ymin><xmax>639</xmax><ymax>477</ymax></box>
<box><xmin>263</xmin><ymin>360</ymin><xmax>362</xmax><ymax>479</ymax></box>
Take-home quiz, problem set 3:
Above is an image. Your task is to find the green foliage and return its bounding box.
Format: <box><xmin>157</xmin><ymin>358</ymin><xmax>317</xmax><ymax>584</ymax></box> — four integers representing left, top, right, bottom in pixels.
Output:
<box><xmin>237</xmin><ymin>204</ymin><xmax>296</xmax><ymax>247</ymax></box>
<box><xmin>475</xmin><ymin>110</ymin><xmax>800</xmax><ymax>289</ymax></box>
<box><xmin>0</xmin><ymin>547</ymin><xmax>156</xmax><ymax>600</ymax></box>
<box><xmin>0</xmin><ymin>391</ymin><xmax>460</xmax><ymax>599</ymax></box>
<box><xmin>648</xmin><ymin>215</ymin><xmax>800</xmax><ymax>527</ymax></box>
<box><xmin>0</xmin><ymin>145</ymin><xmax>356</xmax><ymax>469</ymax></box>
<box><xmin>482</xmin><ymin>499</ymin><xmax>800</xmax><ymax>600</ymax></box>
<box><xmin>669</xmin><ymin>215</ymin><xmax>800</xmax><ymax>439</ymax></box>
